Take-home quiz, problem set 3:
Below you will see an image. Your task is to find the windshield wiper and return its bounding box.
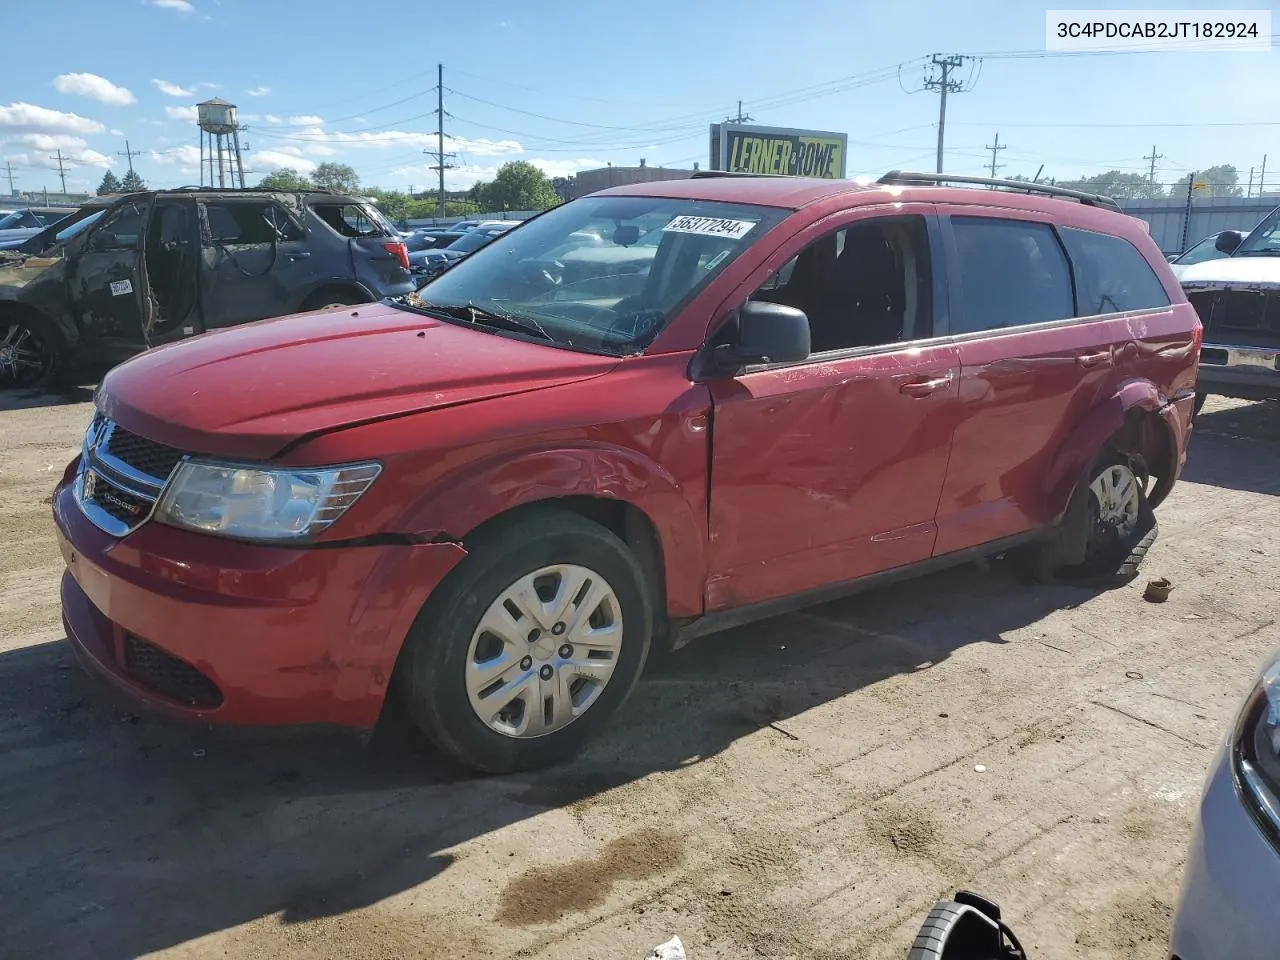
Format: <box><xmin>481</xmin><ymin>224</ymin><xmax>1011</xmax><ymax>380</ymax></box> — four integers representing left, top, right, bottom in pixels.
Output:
<box><xmin>421</xmin><ymin>300</ymin><xmax>555</xmax><ymax>343</ymax></box>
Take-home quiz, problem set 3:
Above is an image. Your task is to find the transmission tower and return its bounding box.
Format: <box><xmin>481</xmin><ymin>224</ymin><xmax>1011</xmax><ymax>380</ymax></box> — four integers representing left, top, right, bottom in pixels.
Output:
<box><xmin>425</xmin><ymin>64</ymin><xmax>457</xmax><ymax>218</ymax></box>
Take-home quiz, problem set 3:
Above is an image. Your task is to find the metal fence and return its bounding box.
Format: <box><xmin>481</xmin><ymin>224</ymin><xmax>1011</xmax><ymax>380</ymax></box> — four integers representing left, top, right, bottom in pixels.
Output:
<box><xmin>1117</xmin><ymin>196</ymin><xmax>1279</xmax><ymax>254</ymax></box>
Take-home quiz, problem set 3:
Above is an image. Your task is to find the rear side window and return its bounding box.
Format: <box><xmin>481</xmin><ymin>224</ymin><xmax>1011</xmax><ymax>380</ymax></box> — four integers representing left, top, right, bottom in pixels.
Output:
<box><xmin>314</xmin><ymin>203</ymin><xmax>390</xmax><ymax>238</ymax></box>
<box><xmin>1060</xmin><ymin>227</ymin><xmax>1170</xmax><ymax>316</ymax></box>
<box><xmin>204</xmin><ymin>202</ymin><xmax>301</xmax><ymax>245</ymax></box>
<box><xmin>950</xmin><ymin>217</ymin><xmax>1074</xmax><ymax>334</ymax></box>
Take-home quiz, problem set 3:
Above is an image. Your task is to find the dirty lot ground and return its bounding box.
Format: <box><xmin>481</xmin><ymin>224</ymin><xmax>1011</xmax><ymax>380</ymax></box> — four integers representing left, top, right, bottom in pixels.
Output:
<box><xmin>1</xmin><ymin>390</ymin><xmax>1277</xmax><ymax>960</ymax></box>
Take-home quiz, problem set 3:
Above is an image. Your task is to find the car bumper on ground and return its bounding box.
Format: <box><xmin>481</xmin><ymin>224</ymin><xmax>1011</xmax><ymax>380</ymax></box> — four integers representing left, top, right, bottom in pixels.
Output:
<box><xmin>1170</xmin><ymin>744</ymin><xmax>1280</xmax><ymax>960</ymax></box>
<box><xmin>1196</xmin><ymin>343</ymin><xmax>1280</xmax><ymax>401</ymax></box>
<box><xmin>52</xmin><ymin>478</ymin><xmax>466</xmax><ymax>729</ymax></box>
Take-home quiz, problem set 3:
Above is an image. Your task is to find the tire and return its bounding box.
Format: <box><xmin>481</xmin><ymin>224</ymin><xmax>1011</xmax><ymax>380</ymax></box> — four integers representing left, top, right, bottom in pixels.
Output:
<box><xmin>1018</xmin><ymin>450</ymin><xmax>1157</xmax><ymax>585</ymax></box>
<box><xmin>396</xmin><ymin>508</ymin><xmax>654</xmax><ymax>773</ymax></box>
<box><xmin>301</xmin><ymin>288</ymin><xmax>368</xmax><ymax>311</ymax></box>
<box><xmin>0</xmin><ymin>311</ymin><xmax>64</xmax><ymax>389</ymax></box>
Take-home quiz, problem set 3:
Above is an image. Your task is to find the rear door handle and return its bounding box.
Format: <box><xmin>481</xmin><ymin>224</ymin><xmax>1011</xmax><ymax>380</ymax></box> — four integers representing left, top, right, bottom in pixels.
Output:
<box><xmin>287</xmin><ymin>251</ymin><xmax>312</xmax><ymax>260</ymax></box>
<box><xmin>899</xmin><ymin>374</ymin><xmax>953</xmax><ymax>397</ymax></box>
<box><xmin>1076</xmin><ymin>351</ymin><xmax>1111</xmax><ymax>368</ymax></box>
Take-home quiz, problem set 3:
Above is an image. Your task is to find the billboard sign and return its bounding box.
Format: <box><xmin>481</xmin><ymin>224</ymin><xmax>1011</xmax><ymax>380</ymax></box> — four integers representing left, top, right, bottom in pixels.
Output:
<box><xmin>710</xmin><ymin>123</ymin><xmax>847</xmax><ymax>179</ymax></box>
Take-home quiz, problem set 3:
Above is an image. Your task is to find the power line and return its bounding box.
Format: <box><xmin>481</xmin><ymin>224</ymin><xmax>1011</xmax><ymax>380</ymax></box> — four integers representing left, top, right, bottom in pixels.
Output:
<box><xmin>426</xmin><ymin>64</ymin><xmax>456</xmax><ymax>217</ymax></box>
<box><xmin>118</xmin><ymin>139</ymin><xmax>140</xmax><ymax>175</ymax></box>
<box><xmin>922</xmin><ymin>54</ymin><xmax>977</xmax><ymax>173</ymax></box>
<box><xmin>985</xmin><ymin>132</ymin><xmax>1006</xmax><ymax>179</ymax></box>
<box><xmin>48</xmin><ymin>149</ymin><xmax>69</xmax><ymax>194</ymax></box>
<box><xmin>1143</xmin><ymin>145</ymin><xmax>1162</xmax><ymax>185</ymax></box>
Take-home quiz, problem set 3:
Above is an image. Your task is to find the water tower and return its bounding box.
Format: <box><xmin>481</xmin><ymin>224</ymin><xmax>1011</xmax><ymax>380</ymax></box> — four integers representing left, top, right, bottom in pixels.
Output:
<box><xmin>197</xmin><ymin>98</ymin><xmax>246</xmax><ymax>189</ymax></box>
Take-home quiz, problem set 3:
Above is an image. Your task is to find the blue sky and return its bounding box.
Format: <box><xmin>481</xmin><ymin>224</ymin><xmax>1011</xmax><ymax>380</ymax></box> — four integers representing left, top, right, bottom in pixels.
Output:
<box><xmin>4</xmin><ymin>0</ymin><xmax>1278</xmax><ymax>195</ymax></box>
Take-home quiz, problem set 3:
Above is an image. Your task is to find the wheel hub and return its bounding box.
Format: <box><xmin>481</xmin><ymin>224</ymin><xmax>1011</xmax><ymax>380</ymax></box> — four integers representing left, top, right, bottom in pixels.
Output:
<box><xmin>464</xmin><ymin>563</ymin><xmax>623</xmax><ymax>740</ymax></box>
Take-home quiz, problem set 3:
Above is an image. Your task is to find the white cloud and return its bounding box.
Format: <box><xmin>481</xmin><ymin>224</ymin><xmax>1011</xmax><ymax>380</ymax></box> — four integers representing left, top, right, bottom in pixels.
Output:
<box><xmin>151</xmin><ymin>0</ymin><xmax>194</xmax><ymax>10</ymax></box>
<box><xmin>280</xmin><ymin>127</ymin><xmax>522</xmax><ymax>156</ymax></box>
<box><xmin>165</xmin><ymin>105</ymin><xmax>198</xmax><ymax>122</ymax></box>
<box><xmin>264</xmin><ymin>114</ymin><xmax>283</xmax><ymax>124</ymax></box>
<box><xmin>109</xmin><ymin>128</ymin><xmax>124</xmax><ymax>136</ymax></box>
<box><xmin>239</xmin><ymin>113</ymin><xmax>260</xmax><ymax>122</ymax></box>
<box><xmin>0</xmin><ymin>102</ymin><xmax>105</xmax><ymax>136</ymax></box>
<box><xmin>6</xmin><ymin>132</ymin><xmax>90</xmax><ymax>151</ymax></box>
<box><xmin>286</xmin><ymin>115</ymin><xmax>323</xmax><ymax>126</ymax></box>
<box><xmin>247</xmin><ymin>86</ymin><xmax>271</xmax><ymax>97</ymax></box>
<box><xmin>303</xmin><ymin>142</ymin><xmax>338</xmax><ymax>157</ymax></box>
<box><xmin>150</xmin><ymin>145</ymin><xmax>201</xmax><ymax>166</ymax></box>
<box><xmin>53</xmin><ymin>73</ymin><xmax>136</xmax><ymax>106</ymax></box>
<box><xmin>152</xmin><ymin>79</ymin><xmax>194</xmax><ymax>97</ymax></box>
<box><xmin>252</xmin><ymin>151</ymin><xmax>316</xmax><ymax>174</ymax></box>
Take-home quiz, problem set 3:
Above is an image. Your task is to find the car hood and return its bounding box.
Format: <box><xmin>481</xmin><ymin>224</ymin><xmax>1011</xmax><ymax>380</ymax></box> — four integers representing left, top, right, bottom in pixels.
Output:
<box><xmin>0</xmin><ymin>252</ymin><xmax>62</xmax><ymax>287</ymax></box>
<box><xmin>1179</xmin><ymin>256</ymin><xmax>1280</xmax><ymax>287</ymax></box>
<box><xmin>98</xmin><ymin>301</ymin><xmax>620</xmax><ymax>460</ymax></box>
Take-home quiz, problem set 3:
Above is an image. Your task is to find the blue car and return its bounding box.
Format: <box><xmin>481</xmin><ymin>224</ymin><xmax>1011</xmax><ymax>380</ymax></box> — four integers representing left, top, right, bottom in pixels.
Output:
<box><xmin>1171</xmin><ymin>648</ymin><xmax>1280</xmax><ymax>959</ymax></box>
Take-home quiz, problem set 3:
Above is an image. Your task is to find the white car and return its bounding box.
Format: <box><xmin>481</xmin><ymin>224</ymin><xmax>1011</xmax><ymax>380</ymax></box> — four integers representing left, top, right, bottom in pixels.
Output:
<box><xmin>1168</xmin><ymin>230</ymin><xmax>1249</xmax><ymax>280</ymax></box>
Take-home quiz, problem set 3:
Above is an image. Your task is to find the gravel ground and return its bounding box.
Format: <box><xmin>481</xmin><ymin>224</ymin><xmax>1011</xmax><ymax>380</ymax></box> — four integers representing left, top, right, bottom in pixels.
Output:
<box><xmin>0</xmin><ymin>389</ymin><xmax>1276</xmax><ymax>960</ymax></box>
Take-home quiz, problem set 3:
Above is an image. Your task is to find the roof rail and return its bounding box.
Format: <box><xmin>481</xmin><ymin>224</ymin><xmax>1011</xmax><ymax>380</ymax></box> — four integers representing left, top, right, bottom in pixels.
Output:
<box><xmin>878</xmin><ymin>170</ymin><xmax>1122</xmax><ymax>212</ymax></box>
<box><xmin>689</xmin><ymin>170</ymin><xmax>791</xmax><ymax>179</ymax></box>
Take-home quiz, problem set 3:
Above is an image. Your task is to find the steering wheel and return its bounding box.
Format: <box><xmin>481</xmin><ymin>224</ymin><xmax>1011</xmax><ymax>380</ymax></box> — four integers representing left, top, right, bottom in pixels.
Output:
<box><xmin>517</xmin><ymin>258</ymin><xmax>565</xmax><ymax>292</ymax></box>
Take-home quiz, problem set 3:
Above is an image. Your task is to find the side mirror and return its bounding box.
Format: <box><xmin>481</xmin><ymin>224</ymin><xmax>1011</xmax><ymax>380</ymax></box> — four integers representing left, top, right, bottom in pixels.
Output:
<box><xmin>1215</xmin><ymin>230</ymin><xmax>1244</xmax><ymax>255</ymax></box>
<box><xmin>715</xmin><ymin>300</ymin><xmax>810</xmax><ymax>369</ymax></box>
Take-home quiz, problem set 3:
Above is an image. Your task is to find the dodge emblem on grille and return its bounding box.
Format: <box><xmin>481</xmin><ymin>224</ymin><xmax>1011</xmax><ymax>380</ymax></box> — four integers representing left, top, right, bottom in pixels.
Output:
<box><xmin>82</xmin><ymin>469</ymin><xmax>97</xmax><ymax>500</ymax></box>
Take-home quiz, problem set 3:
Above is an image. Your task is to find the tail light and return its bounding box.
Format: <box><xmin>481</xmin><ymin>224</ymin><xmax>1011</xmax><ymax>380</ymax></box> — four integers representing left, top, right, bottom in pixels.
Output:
<box><xmin>382</xmin><ymin>241</ymin><xmax>409</xmax><ymax>271</ymax></box>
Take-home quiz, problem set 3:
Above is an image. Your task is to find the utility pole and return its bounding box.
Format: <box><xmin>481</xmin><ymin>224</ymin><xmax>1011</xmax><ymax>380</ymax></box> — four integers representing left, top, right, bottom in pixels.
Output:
<box><xmin>1261</xmin><ymin>154</ymin><xmax>1268</xmax><ymax>198</ymax></box>
<box><xmin>923</xmin><ymin>54</ymin><xmax>971</xmax><ymax>174</ymax></box>
<box><xmin>726</xmin><ymin>100</ymin><xmax>753</xmax><ymax>124</ymax></box>
<box><xmin>49</xmin><ymin>149</ymin><xmax>69</xmax><ymax>194</ymax></box>
<box><xmin>424</xmin><ymin>63</ymin><xmax>457</xmax><ymax>219</ymax></box>
<box><xmin>985</xmin><ymin>132</ymin><xmax>1006</xmax><ymax>179</ymax></box>
<box><xmin>1143</xmin><ymin>145</ymin><xmax>1162</xmax><ymax>186</ymax></box>
<box><xmin>118</xmin><ymin>139</ymin><xmax>139</xmax><ymax>175</ymax></box>
<box><xmin>1247</xmin><ymin>167</ymin><xmax>1255</xmax><ymax>198</ymax></box>
<box><xmin>1181</xmin><ymin>171</ymin><xmax>1196</xmax><ymax>253</ymax></box>
<box><xmin>3</xmin><ymin>161</ymin><xmax>15</xmax><ymax>197</ymax></box>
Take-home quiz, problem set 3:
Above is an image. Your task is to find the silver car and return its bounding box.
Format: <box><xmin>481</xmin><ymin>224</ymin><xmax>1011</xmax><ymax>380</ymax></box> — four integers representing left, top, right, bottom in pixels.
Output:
<box><xmin>1171</xmin><ymin>649</ymin><xmax>1280</xmax><ymax>959</ymax></box>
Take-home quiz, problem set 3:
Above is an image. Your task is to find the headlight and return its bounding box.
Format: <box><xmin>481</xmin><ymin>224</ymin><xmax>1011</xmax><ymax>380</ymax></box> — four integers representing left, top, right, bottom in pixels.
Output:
<box><xmin>154</xmin><ymin>461</ymin><xmax>381</xmax><ymax>541</ymax></box>
<box><xmin>1233</xmin><ymin>657</ymin><xmax>1280</xmax><ymax>843</ymax></box>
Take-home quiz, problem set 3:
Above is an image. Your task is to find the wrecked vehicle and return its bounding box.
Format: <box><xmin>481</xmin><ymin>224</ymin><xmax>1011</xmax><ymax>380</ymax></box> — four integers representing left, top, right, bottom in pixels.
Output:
<box><xmin>1180</xmin><ymin>202</ymin><xmax>1280</xmax><ymax>410</ymax></box>
<box><xmin>0</xmin><ymin>189</ymin><xmax>414</xmax><ymax>388</ymax></box>
<box><xmin>54</xmin><ymin>171</ymin><xmax>1199</xmax><ymax>773</ymax></box>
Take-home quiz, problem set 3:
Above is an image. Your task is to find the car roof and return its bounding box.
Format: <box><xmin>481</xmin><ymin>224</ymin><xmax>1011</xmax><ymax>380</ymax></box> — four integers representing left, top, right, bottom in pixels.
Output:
<box><xmin>593</xmin><ymin>172</ymin><xmax>1128</xmax><ymax>225</ymax></box>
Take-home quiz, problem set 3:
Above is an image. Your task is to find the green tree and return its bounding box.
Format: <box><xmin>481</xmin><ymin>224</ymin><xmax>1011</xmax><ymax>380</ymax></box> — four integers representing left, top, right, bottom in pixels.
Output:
<box><xmin>96</xmin><ymin>170</ymin><xmax>123</xmax><ymax>195</ymax></box>
<box><xmin>469</xmin><ymin>161</ymin><xmax>560</xmax><ymax>212</ymax></box>
<box><xmin>1171</xmin><ymin>164</ymin><xmax>1242</xmax><ymax>198</ymax></box>
<box><xmin>120</xmin><ymin>169</ymin><xmax>146</xmax><ymax>192</ymax></box>
<box><xmin>1056</xmin><ymin>170</ymin><xmax>1163</xmax><ymax>200</ymax></box>
<box><xmin>311</xmin><ymin>162</ymin><xmax>360</xmax><ymax>193</ymax></box>
<box><xmin>258</xmin><ymin>167</ymin><xmax>313</xmax><ymax>191</ymax></box>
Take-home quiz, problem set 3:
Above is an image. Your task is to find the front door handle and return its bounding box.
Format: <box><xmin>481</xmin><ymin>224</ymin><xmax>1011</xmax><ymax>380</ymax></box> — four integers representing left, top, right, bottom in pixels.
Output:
<box><xmin>899</xmin><ymin>374</ymin><xmax>953</xmax><ymax>397</ymax></box>
<box><xmin>1076</xmin><ymin>350</ymin><xmax>1111</xmax><ymax>368</ymax></box>
<box><xmin>287</xmin><ymin>251</ymin><xmax>312</xmax><ymax>260</ymax></box>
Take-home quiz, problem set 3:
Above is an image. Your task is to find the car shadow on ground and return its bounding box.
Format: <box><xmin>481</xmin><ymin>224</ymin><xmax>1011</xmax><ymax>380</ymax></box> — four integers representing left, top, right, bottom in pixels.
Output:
<box><xmin>0</xmin><ymin>383</ymin><xmax>95</xmax><ymax>412</ymax></box>
<box><xmin>0</xmin><ymin>560</ymin><xmax>1105</xmax><ymax>959</ymax></box>
<box><xmin>1183</xmin><ymin>399</ymin><xmax>1280</xmax><ymax>495</ymax></box>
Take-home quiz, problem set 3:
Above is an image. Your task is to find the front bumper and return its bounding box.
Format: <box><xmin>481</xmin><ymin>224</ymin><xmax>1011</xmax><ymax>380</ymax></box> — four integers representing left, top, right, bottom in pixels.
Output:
<box><xmin>1170</xmin><ymin>745</ymin><xmax>1280</xmax><ymax>960</ymax></box>
<box><xmin>1196</xmin><ymin>342</ymin><xmax>1280</xmax><ymax>401</ymax></box>
<box><xmin>53</xmin><ymin>474</ymin><xmax>466</xmax><ymax>728</ymax></box>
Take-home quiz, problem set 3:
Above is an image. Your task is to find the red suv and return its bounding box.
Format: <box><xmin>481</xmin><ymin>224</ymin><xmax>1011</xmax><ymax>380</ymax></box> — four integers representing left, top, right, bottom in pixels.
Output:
<box><xmin>53</xmin><ymin>171</ymin><xmax>1200</xmax><ymax>773</ymax></box>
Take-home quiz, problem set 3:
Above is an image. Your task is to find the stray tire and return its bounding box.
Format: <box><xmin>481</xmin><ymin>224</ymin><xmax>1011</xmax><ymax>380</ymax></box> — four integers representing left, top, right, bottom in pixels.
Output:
<box><xmin>1019</xmin><ymin>451</ymin><xmax>1157</xmax><ymax>585</ymax></box>
<box><xmin>396</xmin><ymin>508</ymin><xmax>653</xmax><ymax>773</ymax></box>
<box><xmin>0</xmin><ymin>312</ymin><xmax>63</xmax><ymax>389</ymax></box>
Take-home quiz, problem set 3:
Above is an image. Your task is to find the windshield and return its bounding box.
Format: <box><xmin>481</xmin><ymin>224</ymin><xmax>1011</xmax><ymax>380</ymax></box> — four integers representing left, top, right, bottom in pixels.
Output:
<box><xmin>396</xmin><ymin>195</ymin><xmax>786</xmax><ymax>355</ymax></box>
<box><xmin>1235</xmin><ymin>206</ymin><xmax>1280</xmax><ymax>256</ymax></box>
<box><xmin>0</xmin><ymin>211</ymin><xmax>32</xmax><ymax>230</ymax></box>
<box><xmin>448</xmin><ymin>229</ymin><xmax>504</xmax><ymax>253</ymax></box>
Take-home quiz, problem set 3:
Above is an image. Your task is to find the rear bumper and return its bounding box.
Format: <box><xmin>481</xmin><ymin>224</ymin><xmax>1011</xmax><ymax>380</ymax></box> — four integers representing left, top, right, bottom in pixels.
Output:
<box><xmin>1196</xmin><ymin>342</ymin><xmax>1280</xmax><ymax>401</ymax></box>
<box><xmin>53</xmin><ymin>477</ymin><xmax>466</xmax><ymax>728</ymax></box>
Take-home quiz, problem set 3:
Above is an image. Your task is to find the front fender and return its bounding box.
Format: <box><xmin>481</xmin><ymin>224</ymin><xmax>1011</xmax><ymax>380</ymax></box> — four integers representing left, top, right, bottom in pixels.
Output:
<box><xmin>1043</xmin><ymin>379</ymin><xmax>1182</xmax><ymax>521</ymax></box>
<box><xmin>399</xmin><ymin>443</ymin><xmax>706</xmax><ymax>619</ymax></box>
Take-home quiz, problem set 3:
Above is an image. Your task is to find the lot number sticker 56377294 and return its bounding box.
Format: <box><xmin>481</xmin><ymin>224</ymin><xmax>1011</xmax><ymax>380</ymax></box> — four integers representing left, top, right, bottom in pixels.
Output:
<box><xmin>663</xmin><ymin>216</ymin><xmax>757</xmax><ymax>240</ymax></box>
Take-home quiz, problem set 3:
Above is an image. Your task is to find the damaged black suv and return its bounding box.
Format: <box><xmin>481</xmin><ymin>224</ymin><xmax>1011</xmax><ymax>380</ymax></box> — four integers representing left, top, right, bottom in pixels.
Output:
<box><xmin>0</xmin><ymin>188</ymin><xmax>415</xmax><ymax>387</ymax></box>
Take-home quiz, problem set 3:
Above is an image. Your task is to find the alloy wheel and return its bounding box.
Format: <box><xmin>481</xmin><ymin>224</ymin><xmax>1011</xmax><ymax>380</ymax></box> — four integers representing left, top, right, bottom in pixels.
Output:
<box><xmin>0</xmin><ymin>320</ymin><xmax>52</xmax><ymax>388</ymax></box>
<box><xmin>1084</xmin><ymin>462</ymin><xmax>1142</xmax><ymax>564</ymax></box>
<box><xmin>464</xmin><ymin>563</ymin><xmax>623</xmax><ymax>739</ymax></box>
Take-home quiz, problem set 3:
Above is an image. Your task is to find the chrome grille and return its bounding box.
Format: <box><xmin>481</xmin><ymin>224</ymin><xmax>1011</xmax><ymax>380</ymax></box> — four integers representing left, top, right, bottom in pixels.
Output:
<box><xmin>75</xmin><ymin>415</ymin><xmax>188</xmax><ymax>537</ymax></box>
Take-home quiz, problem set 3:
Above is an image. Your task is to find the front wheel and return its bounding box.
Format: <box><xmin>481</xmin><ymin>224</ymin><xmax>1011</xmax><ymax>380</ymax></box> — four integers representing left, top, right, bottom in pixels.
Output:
<box><xmin>396</xmin><ymin>509</ymin><xmax>653</xmax><ymax>773</ymax></box>
<box><xmin>0</xmin><ymin>313</ymin><xmax>63</xmax><ymax>389</ymax></box>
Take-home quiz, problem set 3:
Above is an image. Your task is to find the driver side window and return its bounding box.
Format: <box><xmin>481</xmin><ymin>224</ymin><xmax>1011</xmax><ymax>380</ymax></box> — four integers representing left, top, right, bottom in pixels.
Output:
<box><xmin>92</xmin><ymin>204</ymin><xmax>145</xmax><ymax>251</ymax></box>
<box><xmin>749</xmin><ymin>215</ymin><xmax>932</xmax><ymax>353</ymax></box>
